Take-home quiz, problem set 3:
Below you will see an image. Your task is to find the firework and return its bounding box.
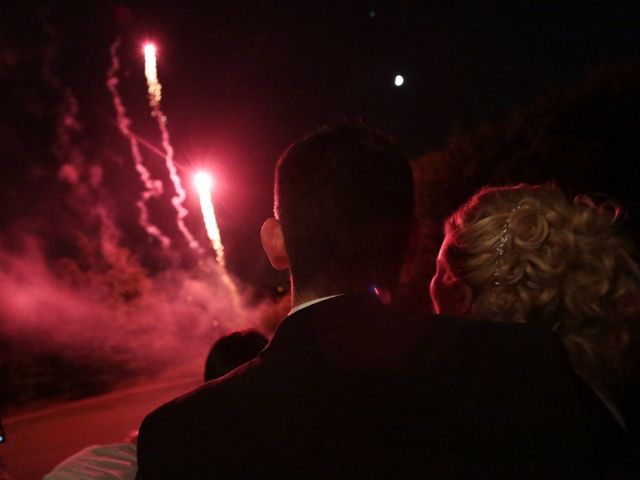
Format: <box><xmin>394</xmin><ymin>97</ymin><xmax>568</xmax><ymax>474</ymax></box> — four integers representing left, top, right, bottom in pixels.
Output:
<box><xmin>107</xmin><ymin>39</ymin><xmax>170</xmax><ymax>248</ymax></box>
<box><xmin>194</xmin><ymin>171</ymin><xmax>242</xmax><ymax>311</ymax></box>
<box><xmin>144</xmin><ymin>43</ymin><xmax>162</xmax><ymax>107</ymax></box>
<box><xmin>143</xmin><ymin>43</ymin><xmax>200</xmax><ymax>251</ymax></box>
<box><xmin>194</xmin><ymin>172</ymin><xmax>225</xmax><ymax>265</ymax></box>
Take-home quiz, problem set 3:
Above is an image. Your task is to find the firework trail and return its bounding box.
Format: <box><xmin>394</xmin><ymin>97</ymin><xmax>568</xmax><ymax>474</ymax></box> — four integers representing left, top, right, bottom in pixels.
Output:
<box><xmin>194</xmin><ymin>171</ymin><xmax>242</xmax><ymax>310</ymax></box>
<box><xmin>194</xmin><ymin>172</ymin><xmax>225</xmax><ymax>266</ymax></box>
<box><xmin>107</xmin><ymin>39</ymin><xmax>170</xmax><ymax>248</ymax></box>
<box><xmin>144</xmin><ymin>44</ymin><xmax>200</xmax><ymax>251</ymax></box>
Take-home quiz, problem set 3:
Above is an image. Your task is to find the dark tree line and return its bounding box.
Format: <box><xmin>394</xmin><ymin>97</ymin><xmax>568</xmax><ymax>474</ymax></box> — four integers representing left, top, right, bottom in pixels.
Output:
<box><xmin>407</xmin><ymin>57</ymin><xmax>640</xmax><ymax>436</ymax></box>
<box><xmin>409</xmin><ymin>56</ymin><xmax>640</xmax><ymax>305</ymax></box>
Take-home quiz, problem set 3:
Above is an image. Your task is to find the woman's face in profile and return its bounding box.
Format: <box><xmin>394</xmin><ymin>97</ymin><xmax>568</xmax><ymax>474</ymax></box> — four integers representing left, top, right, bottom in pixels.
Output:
<box><xmin>430</xmin><ymin>237</ymin><xmax>471</xmax><ymax>316</ymax></box>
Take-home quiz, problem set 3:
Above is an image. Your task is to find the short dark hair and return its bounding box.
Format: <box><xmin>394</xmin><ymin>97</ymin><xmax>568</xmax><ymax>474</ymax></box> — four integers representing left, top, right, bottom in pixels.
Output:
<box><xmin>275</xmin><ymin>121</ymin><xmax>414</xmax><ymax>294</ymax></box>
<box><xmin>204</xmin><ymin>330</ymin><xmax>268</xmax><ymax>381</ymax></box>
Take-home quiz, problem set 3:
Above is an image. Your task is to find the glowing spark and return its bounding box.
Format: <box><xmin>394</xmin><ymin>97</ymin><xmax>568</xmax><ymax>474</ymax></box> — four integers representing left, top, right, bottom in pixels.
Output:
<box><xmin>108</xmin><ymin>39</ymin><xmax>170</xmax><ymax>248</ymax></box>
<box><xmin>194</xmin><ymin>171</ymin><xmax>213</xmax><ymax>192</ymax></box>
<box><xmin>143</xmin><ymin>41</ymin><xmax>200</xmax><ymax>251</ymax></box>
<box><xmin>194</xmin><ymin>172</ymin><xmax>225</xmax><ymax>266</ymax></box>
<box><xmin>394</xmin><ymin>74</ymin><xmax>404</xmax><ymax>87</ymax></box>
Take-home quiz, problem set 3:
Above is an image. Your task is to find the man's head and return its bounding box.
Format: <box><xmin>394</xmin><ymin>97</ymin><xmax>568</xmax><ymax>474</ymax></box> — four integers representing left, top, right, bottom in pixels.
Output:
<box><xmin>261</xmin><ymin>121</ymin><xmax>414</xmax><ymax>299</ymax></box>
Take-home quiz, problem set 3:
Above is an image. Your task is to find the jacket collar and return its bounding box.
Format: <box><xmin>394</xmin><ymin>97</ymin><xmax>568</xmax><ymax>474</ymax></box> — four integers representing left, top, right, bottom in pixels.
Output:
<box><xmin>288</xmin><ymin>293</ymin><xmax>346</xmax><ymax>316</ymax></box>
<box><xmin>266</xmin><ymin>291</ymin><xmax>383</xmax><ymax>351</ymax></box>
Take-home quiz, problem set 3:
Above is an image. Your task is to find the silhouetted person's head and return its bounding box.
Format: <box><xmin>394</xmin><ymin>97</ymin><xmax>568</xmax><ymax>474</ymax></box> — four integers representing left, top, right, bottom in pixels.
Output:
<box><xmin>260</xmin><ymin>121</ymin><xmax>415</xmax><ymax>302</ymax></box>
<box><xmin>204</xmin><ymin>330</ymin><xmax>268</xmax><ymax>382</ymax></box>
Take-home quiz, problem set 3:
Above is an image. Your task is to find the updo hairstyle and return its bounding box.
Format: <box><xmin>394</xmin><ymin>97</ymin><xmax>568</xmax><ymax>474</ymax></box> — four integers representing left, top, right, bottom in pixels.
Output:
<box><xmin>443</xmin><ymin>184</ymin><xmax>640</xmax><ymax>389</ymax></box>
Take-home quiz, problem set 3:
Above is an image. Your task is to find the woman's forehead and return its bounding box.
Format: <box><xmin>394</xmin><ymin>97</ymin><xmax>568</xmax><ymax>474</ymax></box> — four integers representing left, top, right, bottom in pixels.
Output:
<box><xmin>437</xmin><ymin>235</ymin><xmax>454</xmax><ymax>260</ymax></box>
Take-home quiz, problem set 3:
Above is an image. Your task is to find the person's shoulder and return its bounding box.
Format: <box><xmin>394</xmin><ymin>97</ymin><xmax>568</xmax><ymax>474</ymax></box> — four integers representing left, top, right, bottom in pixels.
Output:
<box><xmin>428</xmin><ymin>314</ymin><xmax>579</xmax><ymax>389</ymax></box>
<box><xmin>139</xmin><ymin>357</ymin><xmax>266</xmax><ymax>442</ymax></box>
<box><xmin>44</xmin><ymin>443</ymin><xmax>137</xmax><ymax>480</ymax></box>
<box><xmin>462</xmin><ymin>316</ymin><xmax>567</xmax><ymax>357</ymax></box>
<box><xmin>143</xmin><ymin>355</ymin><xmax>263</xmax><ymax>427</ymax></box>
<box><xmin>388</xmin><ymin>309</ymin><xmax>571</xmax><ymax>369</ymax></box>
<box><xmin>417</xmin><ymin>311</ymin><xmax>564</xmax><ymax>347</ymax></box>
<box><xmin>136</xmin><ymin>357</ymin><xmax>265</xmax><ymax>478</ymax></box>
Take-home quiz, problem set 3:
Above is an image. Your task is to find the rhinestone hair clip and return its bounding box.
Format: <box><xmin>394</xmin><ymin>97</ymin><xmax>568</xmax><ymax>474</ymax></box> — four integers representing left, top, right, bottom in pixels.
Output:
<box><xmin>493</xmin><ymin>202</ymin><xmax>524</xmax><ymax>286</ymax></box>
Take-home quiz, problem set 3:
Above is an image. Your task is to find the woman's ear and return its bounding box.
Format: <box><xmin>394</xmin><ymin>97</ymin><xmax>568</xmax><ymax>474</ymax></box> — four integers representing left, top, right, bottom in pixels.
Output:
<box><xmin>460</xmin><ymin>283</ymin><xmax>474</xmax><ymax>315</ymax></box>
<box><xmin>260</xmin><ymin>217</ymin><xmax>290</xmax><ymax>270</ymax></box>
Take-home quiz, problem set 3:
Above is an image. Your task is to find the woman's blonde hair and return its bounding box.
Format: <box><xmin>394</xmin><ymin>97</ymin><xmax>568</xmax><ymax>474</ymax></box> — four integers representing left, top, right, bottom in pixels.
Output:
<box><xmin>443</xmin><ymin>184</ymin><xmax>640</xmax><ymax>390</ymax></box>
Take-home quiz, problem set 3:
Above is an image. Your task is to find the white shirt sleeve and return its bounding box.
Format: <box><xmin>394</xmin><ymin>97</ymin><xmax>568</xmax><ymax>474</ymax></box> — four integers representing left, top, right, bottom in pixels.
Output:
<box><xmin>43</xmin><ymin>443</ymin><xmax>137</xmax><ymax>480</ymax></box>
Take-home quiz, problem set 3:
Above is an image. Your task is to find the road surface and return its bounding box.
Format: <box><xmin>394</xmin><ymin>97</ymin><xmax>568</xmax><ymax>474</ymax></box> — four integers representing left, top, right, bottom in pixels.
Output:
<box><xmin>1</xmin><ymin>375</ymin><xmax>200</xmax><ymax>480</ymax></box>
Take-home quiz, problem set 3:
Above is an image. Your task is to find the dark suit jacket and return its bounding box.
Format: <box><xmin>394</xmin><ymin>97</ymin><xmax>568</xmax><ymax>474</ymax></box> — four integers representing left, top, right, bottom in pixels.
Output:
<box><xmin>136</xmin><ymin>293</ymin><xmax>625</xmax><ymax>479</ymax></box>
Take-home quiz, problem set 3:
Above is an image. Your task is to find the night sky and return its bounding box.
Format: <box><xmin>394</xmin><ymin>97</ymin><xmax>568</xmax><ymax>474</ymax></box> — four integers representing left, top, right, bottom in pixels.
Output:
<box><xmin>2</xmin><ymin>0</ymin><xmax>640</xmax><ymax>287</ymax></box>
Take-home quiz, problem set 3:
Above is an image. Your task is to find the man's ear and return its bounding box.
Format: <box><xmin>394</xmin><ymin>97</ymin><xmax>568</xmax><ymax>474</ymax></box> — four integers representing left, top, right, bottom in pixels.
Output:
<box><xmin>260</xmin><ymin>217</ymin><xmax>289</xmax><ymax>270</ymax></box>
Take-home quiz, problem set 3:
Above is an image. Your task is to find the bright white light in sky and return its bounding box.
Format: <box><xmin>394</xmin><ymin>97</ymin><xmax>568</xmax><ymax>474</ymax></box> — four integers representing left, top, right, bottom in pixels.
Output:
<box><xmin>143</xmin><ymin>43</ymin><xmax>156</xmax><ymax>58</ymax></box>
<box><xmin>194</xmin><ymin>171</ymin><xmax>214</xmax><ymax>192</ymax></box>
<box><xmin>394</xmin><ymin>74</ymin><xmax>404</xmax><ymax>87</ymax></box>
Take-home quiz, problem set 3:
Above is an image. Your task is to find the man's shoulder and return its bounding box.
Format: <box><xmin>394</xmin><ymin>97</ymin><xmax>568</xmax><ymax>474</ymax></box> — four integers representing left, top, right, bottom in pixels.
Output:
<box><xmin>143</xmin><ymin>356</ymin><xmax>263</xmax><ymax>427</ymax></box>
<box><xmin>136</xmin><ymin>357</ymin><xmax>266</xmax><ymax>479</ymax></box>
